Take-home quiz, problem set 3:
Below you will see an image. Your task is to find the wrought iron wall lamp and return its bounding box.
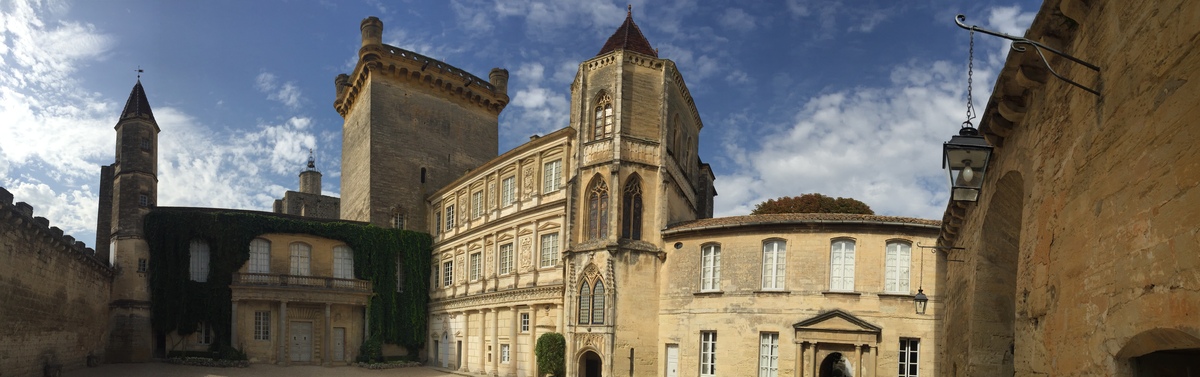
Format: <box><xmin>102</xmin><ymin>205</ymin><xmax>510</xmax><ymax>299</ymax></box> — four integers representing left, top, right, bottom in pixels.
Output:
<box><xmin>955</xmin><ymin>14</ymin><xmax>1101</xmax><ymax>96</ymax></box>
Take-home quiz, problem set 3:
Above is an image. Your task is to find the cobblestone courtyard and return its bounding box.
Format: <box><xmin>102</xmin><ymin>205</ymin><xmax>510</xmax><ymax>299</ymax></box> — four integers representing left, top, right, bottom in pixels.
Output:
<box><xmin>65</xmin><ymin>363</ymin><xmax>463</xmax><ymax>377</ymax></box>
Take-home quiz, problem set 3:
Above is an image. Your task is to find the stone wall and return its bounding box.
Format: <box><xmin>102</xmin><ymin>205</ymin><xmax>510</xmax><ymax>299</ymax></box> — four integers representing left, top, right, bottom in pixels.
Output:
<box><xmin>0</xmin><ymin>187</ymin><xmax>113</xmax><ymax>376</ymax></box>
<box><xmin>939</xmin><ymin>0</ymin><xmax>1200</xmax><ymax>375</ymax></box>
<box><xmin>273</xmin><ymin>190</ymin><xmax>341</xmax><ymax>220</ymax></box>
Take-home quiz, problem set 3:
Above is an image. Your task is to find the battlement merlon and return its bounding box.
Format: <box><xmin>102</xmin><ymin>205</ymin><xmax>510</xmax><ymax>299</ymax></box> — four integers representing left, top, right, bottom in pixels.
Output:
<box><xmin>334</xmin><ymin>17</ymin><xmax>510</xmax><ymax>117</ymax></box>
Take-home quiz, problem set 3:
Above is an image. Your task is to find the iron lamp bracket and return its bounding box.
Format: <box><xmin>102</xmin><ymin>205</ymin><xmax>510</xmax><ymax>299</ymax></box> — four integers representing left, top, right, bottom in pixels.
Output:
<box><xmin>955</xmin><ymin>14</ymin><xmax>1100</xmax><ymax>96</ymax></box>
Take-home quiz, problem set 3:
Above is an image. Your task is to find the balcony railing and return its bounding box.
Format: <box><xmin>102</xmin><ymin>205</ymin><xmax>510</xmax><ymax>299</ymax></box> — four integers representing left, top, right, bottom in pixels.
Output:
<box><xmin>232</xmin><ymin>272</ymin><xmax>372</xmax><ymax>293</ymax></box>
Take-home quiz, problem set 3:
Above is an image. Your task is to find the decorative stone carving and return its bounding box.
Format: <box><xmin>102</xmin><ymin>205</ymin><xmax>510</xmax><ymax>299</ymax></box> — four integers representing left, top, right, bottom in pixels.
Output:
<box><xmin>519</xmin><ymin>235</ymin><xmax>533</xmax><ymax>270</ymax></box>
<box><xmin>576</xmin><ymin>333</ymin><xmax>604</xmax><ymax>351</ymax></box>
<box><xmin>457</xmin><ymin>255</ymin><xmax>466</xmax><ymax>283</ymax></box>
<box><xmin>428</xmin><ymin>285</ymin><xmax>564</xmax><ymax>312</ymax></box>
<box><xmin>523</xmin><ymin>165</ymin><xmax>536</xmax><ymax>200</ymax></box>
<box><xmin>485</xmin><ymin>246</ymin><xmax>494</xmax><ymax>275</ymax></box>
<box><xmin>488</xmin><ymin>182</ymin><xmax>496</xmax><ymax>208</ymax></box>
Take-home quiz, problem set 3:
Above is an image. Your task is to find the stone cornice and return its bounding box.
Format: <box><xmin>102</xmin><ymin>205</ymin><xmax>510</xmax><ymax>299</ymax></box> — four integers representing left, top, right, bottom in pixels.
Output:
<box><xmin>429</xmin><ymin>284</ymin><xmax>564</xmax><ymax>312</ymax></box>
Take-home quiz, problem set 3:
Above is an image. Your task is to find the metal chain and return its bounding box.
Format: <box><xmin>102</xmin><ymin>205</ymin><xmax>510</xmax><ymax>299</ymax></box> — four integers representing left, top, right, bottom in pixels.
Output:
<box><xmin>965</xmin><ymin>29</ymin><xmax>976</xmax><ymax>124</ymax></box>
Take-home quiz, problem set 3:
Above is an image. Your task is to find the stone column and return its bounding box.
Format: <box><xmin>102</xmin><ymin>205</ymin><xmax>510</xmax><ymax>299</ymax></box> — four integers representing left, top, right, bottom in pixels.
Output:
<box><xmin>809</xmin><ymin>343</ymin><xmax>818</xmax><ymax>377</ymax></box>
<box><xmin>324</xmin><ymin>304</ymin><xmax>332</xmax><ymax>366</ymax></box>
<box><xmin>463</xmin><ymin>311</ymin><xmax>471</xmax><ymax>372</ymax></box>
<box><xmin>530</xmin><ymin>305</ymin><xmax>540</xmax><ymax>376</ymax></box>
<box><xmin>510</xmin><ymin>306</ymin><xmax>519</xmax><ymax>377</ymax></box>
<box><xmin>230</xmin><ymin>301</ymin><xmax>239</xmax><ymax>349</ymax></box>
<box><xmin>279</xmin><ymin>301</ymin><xmax>289</xmax><ymax>365</ymax></box>
<box><xmin>492</xmin><ymin>307</ymin><xmax>500</xmax><ymax>375</ymax></box>
<box><xmin>868</xmin><ymin>344</ymin><xmax>877</xmax><ymax>377</ymax></box>
<box><xmin>481</xmin><ymin>309</ymin><xmax>490</xmax><ymax>373</ymax></box>
<box><xmin>855</xmin><ymin>344</ymin><xmax>863</xmax><ymax>377</ymax></box>
<box><xmin>796</xmin><ymin>341</ymin><xmax>806</xmax><ymax>377</ymax></box>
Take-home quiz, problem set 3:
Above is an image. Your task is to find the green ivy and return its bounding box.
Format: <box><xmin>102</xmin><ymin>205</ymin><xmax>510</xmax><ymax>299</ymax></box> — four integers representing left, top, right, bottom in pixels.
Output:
<box><xmin>144</xmin><ymin>209</ymin><xmax>432</xmax><ymax>352</ymax></box>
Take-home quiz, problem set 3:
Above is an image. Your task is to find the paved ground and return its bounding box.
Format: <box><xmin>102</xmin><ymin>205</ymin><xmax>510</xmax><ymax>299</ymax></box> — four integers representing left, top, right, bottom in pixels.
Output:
<box><xmin>64</xmin><ymin>363</ymin><xmax>466</xmax><ymax>377</ymax></box>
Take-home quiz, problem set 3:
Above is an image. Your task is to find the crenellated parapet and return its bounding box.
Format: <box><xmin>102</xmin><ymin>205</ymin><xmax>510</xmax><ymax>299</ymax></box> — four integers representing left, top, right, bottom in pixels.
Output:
<box><xmin>0</xmin><ymin>187</ymin><xmax>113</xmax><ymax>276</ymax></box>
<box><xmin>335</xmin><ymin>17</ymin><xmax>509</xmax><ymax>117</ymax></box>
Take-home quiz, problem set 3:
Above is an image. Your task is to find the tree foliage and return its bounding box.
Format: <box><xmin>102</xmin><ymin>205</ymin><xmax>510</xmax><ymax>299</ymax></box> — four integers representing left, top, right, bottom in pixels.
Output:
<box><xmin>535</xmin><ymin>332</ymin><xmax>566</xmax><ymax>377</ymax></box>
<box><xmin>750</xmin><ymin>193</ymin><xmax>874</xmax><ymax>215</ymax></box>
<box><xmin>144</xmin><ymin>209</ymin><xmax>432</xmax><ymax>353</ymax></box>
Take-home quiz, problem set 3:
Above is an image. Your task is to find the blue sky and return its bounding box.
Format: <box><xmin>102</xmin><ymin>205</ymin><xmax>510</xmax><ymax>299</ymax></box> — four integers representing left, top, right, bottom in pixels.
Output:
<box><xmin>0</xmin><ymin>0</ymin><xmax>1038</xmax><ymax>246</ymax></box>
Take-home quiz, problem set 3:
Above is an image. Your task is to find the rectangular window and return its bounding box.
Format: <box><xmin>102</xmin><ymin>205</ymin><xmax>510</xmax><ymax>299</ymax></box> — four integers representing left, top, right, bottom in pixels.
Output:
<box><xmin>762</xmin><ymin>240</ymin><xmax>786</xmax><ymax>290</ymax></box>
<box><xmin>197</xmin><ymin>324</ymin><xmax>214</xmax><ymax>345</ymax></box>
<box><xmin>470</xmin><ymin>253</ymin><xmax>482</xmax><ymax>281</ymax></box>
<box><xmin>431</xmin><ymin>265</ymin><xmax>439</xmax><ymax>291</ymax></box>
<box><xmin>434</xmin><ymin>209</ymin><xmax>442</xmax><ymax>236</ymax></box>
<box><xmin>137</xmin><ymin>258</ymin><xmax>147</xmax><ymax>273</ymax></box>
<box><xmin>543</xmin><ymin>159</ymin><xmax>562</xmax><ymax>193</ymax></box>
<box><xmin>443</xmin><ymin>261</ymin><xmax>454</xmax><ymax>287</ymax></box>
<box><xmin>520</xmin><ymin>313</ymin><xmax>530</xmax><ymax>333</ymax></box>
<box><xmin>830</xmin><ymin>240</ymin><xmax>856</xmax><ymax>291</ymax></box>
<box><xmin>500</xmin><ymin>344</ymin><xmax>510</xmax><ymax>363</ymax></box>
<box><xmin>139</xmin><ymin>138</ymin><xmax>151</xmax><ymax>151</ymax></box>
<box><xmin>540</xmin><ymin>233</ymin><xmax>559</xmax><ymax>267</ymax></box>
<box><xmin>499</xmin><ymin>243</ymin><xmax>514</xmax><ymax>275</ymax></box>
<box><xmin>138</xmin><ymin>194</ymin><xmax>149</xmax><ymax>207</ymax></box>
<box><xmin>249</xmin><ymin>239</ymin><xmax>270</xmax><ymax>274</ymax></box>
<box><xmin>290</xmin><ymin>243</ymin><xmax>311</xmax><ymax>276</ymax></box>
<box><xmin>445</xmin><ymin>205</ymin><xmax>455</xmax><ymax>229</ymax></box>
<box><xmin>254</xmin><ymin>311</ymin><xmax>271</xmax><ymax>340</ymax></box>
<box><xmin>701</xmin><ymin>244</ymin><xmax>721</xmax><ymax>292</ymax></box>
<box><xmin>885</xmin><ymin>242</ymin><xmax>912</xmax><ymax>293</ymax></box>
<box><xmin>501</xmin><ymin>176</ymin><xmax>516</xmax><ymax>207</ymax></box>
<box><xmin>334</xmin><ymin>246</ymin><xmax>354</xmax><ymax>280</ymax></box>
<box><xmin>472</xmin><ymin>191</ymin><xmax>484</xmax><ymax>219</ymax></box>
<box><xmin>758</xmin><ymin>333</ymin><xmax>779</xmax><ymax>377</ymax></box>
<box><xmin>700</xmin><ymin>331</ymin><xmax>717</xmax><ymax>377</ymax></box>
<box><xmin>900</xmin><ymin>338</ymin><xmax>920</xmax><ymax>377</ymax></box>
<box><xmin>189</xmin><ymin>240</ymin><xmax>209</xmax><ymax>282</ymax></box>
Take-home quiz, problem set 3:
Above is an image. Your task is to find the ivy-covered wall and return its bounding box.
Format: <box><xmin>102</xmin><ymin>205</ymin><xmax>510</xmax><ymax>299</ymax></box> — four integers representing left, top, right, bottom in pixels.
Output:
<box><xmin>144</xmin><ymin>208</ymin><xmax>431</xmax><ymax>352</ymax></box>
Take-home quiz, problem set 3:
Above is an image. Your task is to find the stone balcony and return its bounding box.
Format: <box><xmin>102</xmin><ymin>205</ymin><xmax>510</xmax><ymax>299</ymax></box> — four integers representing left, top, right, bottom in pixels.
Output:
<box><xmin>230</xmin><ymin>273</ymin><xmax>373</xmax><ymax>305</ymax></box>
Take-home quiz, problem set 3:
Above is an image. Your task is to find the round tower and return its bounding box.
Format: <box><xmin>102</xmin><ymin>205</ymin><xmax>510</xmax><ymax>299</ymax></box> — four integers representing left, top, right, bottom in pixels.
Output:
<box><xmin>335</xmin><ymin>73</ymin><xmax>350</xmax><ymax>99</ymax></box>
<box><xmin>489</xmin><ymin>68</ymin><xmax>509</xmax><ymax>96</ymax></box>
<box><xmin>299</xmin><ymin>151</ymin><xmax>322</xmax><ymax>195</ymax></box>
<box><xmin>360</xmin><ymin>16</ymin><xmax>383</xmax><ymax>47</ymax></box>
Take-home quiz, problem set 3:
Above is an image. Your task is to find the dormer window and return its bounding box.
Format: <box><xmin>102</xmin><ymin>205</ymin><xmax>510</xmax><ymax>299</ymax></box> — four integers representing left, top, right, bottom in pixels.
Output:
<box><xmin>592</xmin><ymin>93</ymin><xmax>613</xmax><ymax>140</ymax></box>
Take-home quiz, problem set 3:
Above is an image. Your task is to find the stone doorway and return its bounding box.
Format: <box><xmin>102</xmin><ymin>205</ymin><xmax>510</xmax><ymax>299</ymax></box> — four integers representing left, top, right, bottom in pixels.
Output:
<box><xmin>819</xmin><ymin>352</ymin><xmax>853</xmax><ymax>377</ymax></box>
<box><xmin>579</xmin><ymin>351</ymin><xmax>602</xmax><ymax>377</ymax></box>
<box><xmin>1133</xmin><ymin>349</ymin><xmax>1200</xmax><ymax>376</ymax></box>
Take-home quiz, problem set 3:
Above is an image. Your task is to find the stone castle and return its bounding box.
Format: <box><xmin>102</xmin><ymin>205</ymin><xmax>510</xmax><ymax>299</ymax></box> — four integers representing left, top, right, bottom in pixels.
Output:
<box><xmin>7</xmin><ymin>1</ymin><xmax>1196</xmax><ymax>376</ymax></box>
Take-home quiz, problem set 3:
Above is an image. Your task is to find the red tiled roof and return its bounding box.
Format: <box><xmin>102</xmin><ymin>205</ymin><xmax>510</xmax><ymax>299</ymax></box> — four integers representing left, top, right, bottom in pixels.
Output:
<box><xmin>664</xmin><ymin>213</ymin><xmax>941</xmax><ymax>234</ymax></box>
<box><xmin>597</xmin><ymin>10</ymin><xmax>657</xmax><ymax>58</ymax></box>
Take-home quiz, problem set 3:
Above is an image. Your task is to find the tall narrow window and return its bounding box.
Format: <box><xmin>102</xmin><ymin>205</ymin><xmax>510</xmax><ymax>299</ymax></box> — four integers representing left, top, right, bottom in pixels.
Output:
<box><xmin>885</xmin><ymin>241</ymin><xmax>912</xmax><ymax>293</ymax></box>
<box><xmin>761</xmin><ymin>240</ymin><xmax>786</xmax><ymax>290</ymax></box>
<box><xmin>392</xmin><ymin>208</ymin><xmax>406</xmax><ymax>229</ymax></box>
<box><xmin>587</xmin><ymin>176</ymin><xmax>609</xmax><ymax>240</ymax></box>
<box><xmin>621</xmin><ymin>175</ymin><xmax>643</xmax><ymax>240</ymax></box>
<box><xmin>445</xmin><ymin>205</ymin><xmax>455</xmax><ymax>230</ymax></box>
<box><xmin>472</xmin><ymin>191</ymin><xmax>484</xmax><ymax>218</ymax></box>
<box><xmin>543</xmin><ymin>159</ymin><xmax>562</xmax><ymax>192</ymax></box>
<box><xmin>254</xmin><ymin>311</ymin><xmax>271</xmax><ymax>340</ymax></box>
<box><xmin>540</xmin><ymin>233</ymin><xmax>559</xmax><ymax>267</ymax></box>
<box><xmin>499</xmin><ymin>243</ymin><xmax>514</xmax><ymax>275</ymax></box>
<box><xmin>431</xmin><ymin>265</ymin><xmax>439</xmax><ymax>291</ymax></box>
<box><xmin>593</xmin><ymin>93</ymin><xmax>613</xmax><ymax>140</ymax></box>
<box><xmin>248</xmin><ymin>238</ymin><xmax>270</xmax><ymax>274</ymax></box>
<box><xmin>333</xmin><ymin>246</ymin><xmax>354</xmax><ymax>280</ymax></box>
<box><xmin>899</xmin><ymin>338</ymin><xmax>920</xmax><ymax>377</ymax></box>
<box><xmin>434</xmin><ymin>209</ymin><xmax>442</xmax><ymax>236</ymax></box>
<box><xmin>501</xmin><ymin>176</ymin><xmax>516</xmax><ymax>207</ymax></box>
<box><xmin>189</xmin><ymin>239</ymin><xmax>210</xmax><ymax>282</ymax></box>
<box><xmin>830</xmin><ymin>239</ymin><xmax>856</xmax><ymax>291</ymax></box>
<box><xmin>759</xmin><ymin>333</ymin><xmax>779</xmax><ymax>377</ymax></box>
<box><xmin>197</xmin><ymin>323</ymin><xmax>214</xmax><ymax>345</ymax></box>
<box><xmin>700</xmin><ymin>331</ymin><xmax>717</xmax><ymax>377</ymax></box>
<box><xmin>501</xmin><ymin>344</ymin><xmax>511</xmax><ymax>363</ymax></box>
<box><xmin>578</xmin><ymin>281</ymin><xmax>591</xmax><ymax>324</ymax></box>
<box><xmin>701</xmin><ymin>244</ymin><xmax>721</xmax><ymax>292</ymax></box>
<box><xmin>469</xmin><ymin>252</ymin><xmax>482</xmax><ymax>281</ymax></box>
<box><xmin>520</xmin><ymin>313</ymin><xmax>530</xmax><ymax>332</ymax></box>
<box><xmin>290</xmin><ymin>242</ymin><xmax>311</xmax><ymax>276</ymax></box>
<box><xmin>443</xmin><ymin>260</ymin><xmax>454</xmax><ymax>287</ymax></box>
<box><xmin>591</xmin><ymin>280</ymin><xmax>605</xmax><ymax>324</ymax></box>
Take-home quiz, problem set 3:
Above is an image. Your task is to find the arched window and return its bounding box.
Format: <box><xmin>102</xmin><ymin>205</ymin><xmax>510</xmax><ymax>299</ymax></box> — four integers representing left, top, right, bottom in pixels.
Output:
<box><xmin>248</xmin><ymin>238</ymin><xmax>270</xmax><ymax>274</ymax></box>
<box><xmin>189</xmin><ymin>239</ymin><xmax>210</xmax><ymax>282</ymax></box>
<box><xmin>290</xmin><ymin>242</ymin><xmax>312</xmax><ymax>276</ymax></box>
<box><xmin>884</xmin><ymin>241</ymin><xmax>912</xmax><ymax>293</ymax></box>
<box><xmin>621</xmin><ymin>175</ymin><xmax>643</xmax><ymax>240</ymax></box>
<box><xmin>830</xmin><ymin>239</ymin><xmax>856</xmax><ymax>291</ymax></box>
<box><xmin>587</xmin><ymin>176</ymin><xmax>609</xmax><ymax>240</ymax></box>
<box><xmin>592</xmin><ymin>280</ymin><xmax>605</xmax><ymax>324</ymax></box>
<box><xmin>592</xmin><ymin>92</ymin><xmax>613</xmax><ymax>140</ymax></box>
<box><xmin>578</xmin><ymin>281</ymin><xmax>591</xmax><ymax>324</ymax></box>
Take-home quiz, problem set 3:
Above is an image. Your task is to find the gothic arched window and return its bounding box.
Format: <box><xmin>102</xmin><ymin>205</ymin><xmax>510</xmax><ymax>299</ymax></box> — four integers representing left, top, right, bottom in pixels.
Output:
<box><xmin>591</xmin><ymin>280</ymin><xmax>605</xmax><ymax>324</ymax></box>
<box><xmin>621</xmin><ymin>175</ymin><xmax>643</xmax><ymax>240</ymax></box>
<box><xmin>593</xmin><ymin>92</ymin><xmax>613</xmax><ymax>140</ymax></box>
<box><xmin>587</xmin><ymin>176</ymin><xmax>609</xmax><ymax>240</ymax></box>
<box><xmin>576</xmin><ymin>266</ymin><xmax>607</xmax><ymax>325</ymax></box>
<box><xmin>578</xmin><ymin>280</ymin><xmax>591</xmax><ymax>324</ymax></box>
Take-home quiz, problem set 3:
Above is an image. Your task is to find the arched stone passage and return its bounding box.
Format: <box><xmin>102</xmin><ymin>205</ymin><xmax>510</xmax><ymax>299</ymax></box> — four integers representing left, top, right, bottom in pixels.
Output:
<box><xmin>819</xmin><ymin>352</ymin><xmax>853</xmax><ymax>377</ymax></box>
<box><xmin>1118</xmin><ymin>328</ymin><xmax>1200</xmax><ymax>375</ymax></box>
<box><xmin>968</xmin><ymin>171</ymin><xmax>1024</xmax><ymax>376</ymax></box>
<box><xmin>579</xmin><ymin>350</ymin><xmax>602</xmax><ymax>377</ymax></box>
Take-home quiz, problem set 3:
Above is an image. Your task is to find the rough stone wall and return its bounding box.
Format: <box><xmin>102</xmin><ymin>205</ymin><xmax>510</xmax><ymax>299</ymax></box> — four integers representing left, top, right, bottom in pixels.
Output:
<box><xmin>940</xmin><ymin>0</ymin><xmax>1200</xmax><ymax>375</ymax></box>
<box><xmin>0</xmin><ymin>187</ymin><xmax>113</xmax><ymax>376</ymax></box>
<box><xmin>275</xmin><ymin>191</ymin><xmax>341</xmax><ymax>220</ymax></box>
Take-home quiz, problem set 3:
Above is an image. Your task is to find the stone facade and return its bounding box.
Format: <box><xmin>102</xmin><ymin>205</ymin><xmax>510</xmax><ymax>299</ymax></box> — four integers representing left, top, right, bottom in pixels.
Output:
<box><xmin>938</xmin><ymin>0</ymin><xmax>1200</xmax><ymax>375</ymax></box>
<box><xmin>273</xmin><ymin>190</ymin><xmax>341</xmax><ymax>220</ymax></box>
<box><xmin>0</xmin><ymin>188</ymin><xmax>113</xmax><ymax>376</ymax></box>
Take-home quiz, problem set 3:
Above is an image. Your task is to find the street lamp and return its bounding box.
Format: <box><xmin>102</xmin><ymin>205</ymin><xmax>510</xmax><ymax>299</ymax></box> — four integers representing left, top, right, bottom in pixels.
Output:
<box><xmin>914</xmin><ymin>289</ymin><xmax>929</xmax><ymax>315</ymax></box>
<box><xmin>943</xmin><ymin>123</ymin><xmax>993</xmax><ymax>202</ymax></box>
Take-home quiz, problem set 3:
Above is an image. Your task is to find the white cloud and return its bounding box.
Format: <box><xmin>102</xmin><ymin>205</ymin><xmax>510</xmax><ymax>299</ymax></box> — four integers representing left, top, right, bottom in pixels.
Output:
<box><xmin>725</xmin><ymin>70</ymin><xmax>750</xmax><ymax>85</ymax></box>
<box><xmin>848</xmin><ymin>11</ymin><xmax>887</xmax><ymax>33</ymax></box>
<box><xmin>451</xmin><ymin>0</ymin><xmax>625</xmax><ymax>41</ymax></box>
<box><xmin>255</xmin><ymin>72</ymin><xmax>303</xmax><ymax>109</ymax></box>
<box><xmin>502</xmin><ymin>62</ymin><xmax>570</xmax><ymax>145</ymax></box>
<box><xmin>717</xmin><ymin>8</ymin><xmax>756</xmax><ymax>33</ymax></box>
<box><xmin>4</xmin><ymin>180</ymin><xmax>98</xmax><ymax>239</ymax></box>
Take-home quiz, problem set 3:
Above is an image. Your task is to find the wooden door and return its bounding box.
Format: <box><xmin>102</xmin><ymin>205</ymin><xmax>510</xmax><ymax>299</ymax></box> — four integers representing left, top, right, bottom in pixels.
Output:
<box><xmin>332</xmin><ymin>327</ymin><xmax>345</xmax><ymax>362</ymax></box>
<box><xmin>666</xmin><ymin>344</ymin><xmax>679</xmax><ymax>377</ymax></box>
<box><xmin>290</xmin><ymin>322</ymin><xmax>312</xmax><ymax>362</ymax></box>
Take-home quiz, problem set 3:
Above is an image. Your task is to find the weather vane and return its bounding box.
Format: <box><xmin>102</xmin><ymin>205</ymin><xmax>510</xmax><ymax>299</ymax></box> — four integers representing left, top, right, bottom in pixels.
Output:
<box><xmin>136</xmin><ymin>66</ymin><xmax>144</xmax><ymax>80</ymax></box>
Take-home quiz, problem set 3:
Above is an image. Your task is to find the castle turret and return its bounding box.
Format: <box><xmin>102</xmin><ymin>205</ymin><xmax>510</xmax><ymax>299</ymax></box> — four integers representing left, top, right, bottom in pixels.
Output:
<box><xmin>489</xmin><ymin>68</ymin><xmax>509</xmax><ymax>96</ymax></box>
<box><xmin>299</xmin><ymin>151</ymin><xmax>322</xmax><ymax>194</ymax></box>
<box><xmin>105</xmin><ymin>79</ymin><xmax>160</xmax><ymax>362</ymax></box>
<box><xmin>360</xmin><ymin>16</ymin><xmax>382</xmax><ymax>47</ymax></box>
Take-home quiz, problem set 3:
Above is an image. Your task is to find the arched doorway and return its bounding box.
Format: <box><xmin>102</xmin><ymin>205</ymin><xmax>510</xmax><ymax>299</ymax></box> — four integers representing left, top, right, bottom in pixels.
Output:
<box><xmin>579</xmin><ymin>351</ymin><xmax>602</xmax><ymax>377</ymax></box>
<box><xmin>819</xmin><ymin>352</ymin><xmax>853</xmax><ymax>377</ymax></box>
<box><xmin>1118</xmin><ymin>328</ymin><xmax>1200</xmax><ymax>376</ymax></box>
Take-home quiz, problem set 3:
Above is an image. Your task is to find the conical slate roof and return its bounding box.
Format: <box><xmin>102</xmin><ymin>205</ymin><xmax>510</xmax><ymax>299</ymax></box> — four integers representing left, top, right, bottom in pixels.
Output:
<box><xmin>120</xmin><ymin>80</ymin><xmax>155</xmax><ymax>122</ymax></box>
<box><xmin>596</xmin><ymin>9</ymin><xmax>657</xmax><ymax>58</ymax></box>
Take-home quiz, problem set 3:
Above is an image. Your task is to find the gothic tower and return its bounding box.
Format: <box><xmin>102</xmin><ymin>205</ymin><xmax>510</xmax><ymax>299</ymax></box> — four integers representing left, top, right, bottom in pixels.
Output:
<box><xmin>335</xmin><ymin>17</ymin><xmax>509</xmax><ymax>230</ymax></box>
<box><xmin>103</xmin><ymin>79</ymin><xmax>160</xmax><ymax>362</ymax></box>
<box><xmin>564</xmin><ymin>9</ymin><xmax>716</xmax><ymax>377</ymax></box>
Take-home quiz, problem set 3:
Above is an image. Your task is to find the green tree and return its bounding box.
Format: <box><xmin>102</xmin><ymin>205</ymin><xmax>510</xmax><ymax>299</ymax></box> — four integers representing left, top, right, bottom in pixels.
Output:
<box><xmin>750</xmin><ymin>193</ymin><xmax>874</xmax><ymax>215</ymax></box>
<box><xmin>535</xmin><ymin>332</ymin><xmax>566</xmax><ymax>377</ymax></box>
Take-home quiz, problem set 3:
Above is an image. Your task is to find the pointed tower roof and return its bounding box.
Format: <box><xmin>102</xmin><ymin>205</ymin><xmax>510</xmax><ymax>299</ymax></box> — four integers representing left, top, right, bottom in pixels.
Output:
<box><xmin>597</xmin><ymin>6</ymin><xmax>657</xmax><ymax>58</ymax></box>
<box><xmin>120</xmin><ymin>80</ymin><xmax>155</xmax><ymax>122</ymax></box>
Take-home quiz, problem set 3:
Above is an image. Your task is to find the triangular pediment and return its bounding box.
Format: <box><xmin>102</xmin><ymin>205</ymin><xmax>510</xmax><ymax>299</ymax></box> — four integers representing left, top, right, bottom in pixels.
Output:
<box><xmin>792</xmin><ymin>309</ymin><xmax>881</xmax><ymax>334</ymax></box>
